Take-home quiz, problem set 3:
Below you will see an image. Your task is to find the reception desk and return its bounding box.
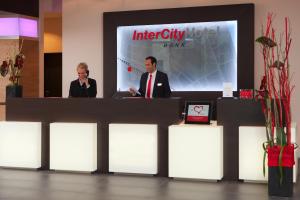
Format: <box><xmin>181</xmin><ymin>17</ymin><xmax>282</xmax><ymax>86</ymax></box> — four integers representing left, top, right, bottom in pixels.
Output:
<box><xmin>6</xmin><ymin>97</ymin><xmax>183</xmax><ymax>176</ymax></box>
<box><xmin>50</xmin><ymin>122</ymin><xmax>98</xmax><ymax>172</ymax></box>
<box><xmin>109</xmin><ymin>123</ymin><xmax>158</xmax><ymax>174</ymax></box>
<box><xmin>217</xmin><ymin>98</ymin><xmax>265</xmax><ymax>181</ymax></box>
<box><xmin>0</xmin><ymin>121</ymin><xmax>42</xmax><ymax>169</ymax></box>
<box><xmin>169</xmin><ymin>122</ymin><xmax>223</xmax><ymax>180</ymax></box>
<box><xmin>7</xmin><ymin>97</ymin><xmax>295</xmax><ymax>181</ymax></box>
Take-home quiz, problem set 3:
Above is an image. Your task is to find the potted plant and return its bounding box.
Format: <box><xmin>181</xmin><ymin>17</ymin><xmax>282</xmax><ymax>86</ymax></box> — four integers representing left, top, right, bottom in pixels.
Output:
<box><xmin>0</xmin><ymin>40</ymin><xmax>25</xmax><ymax>98</ymax></box>
<box><xmin>256</xmin><ymin>14</ymin><xmax>297</xmax><ymax>197</ymax></box>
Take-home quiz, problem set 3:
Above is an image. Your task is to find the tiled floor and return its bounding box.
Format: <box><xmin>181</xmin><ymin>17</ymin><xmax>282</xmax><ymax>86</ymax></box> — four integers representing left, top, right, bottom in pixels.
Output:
<box><xmin>0</xmin><ymin>169</ymin><xmax>299</xmax><ymax>200</ymax></box>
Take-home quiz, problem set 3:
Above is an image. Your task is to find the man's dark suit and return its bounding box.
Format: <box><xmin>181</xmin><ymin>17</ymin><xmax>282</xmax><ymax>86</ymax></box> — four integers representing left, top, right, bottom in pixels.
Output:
<box><xmin>137</xmin><ymin>70</ymin><xmax>171</xmax><ymax>98</ymax></box>
<box><xmin>69</xmin><ymin>78</ymin><xmax>97</xmax><ymax>97</ymax></box>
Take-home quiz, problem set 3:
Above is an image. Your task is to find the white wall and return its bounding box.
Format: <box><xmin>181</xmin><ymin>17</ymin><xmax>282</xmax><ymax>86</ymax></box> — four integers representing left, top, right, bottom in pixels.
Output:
<box><xmin>63</xmin><ymin>0</ymin><xmax>300</xmax><ymax>144</ymax></box>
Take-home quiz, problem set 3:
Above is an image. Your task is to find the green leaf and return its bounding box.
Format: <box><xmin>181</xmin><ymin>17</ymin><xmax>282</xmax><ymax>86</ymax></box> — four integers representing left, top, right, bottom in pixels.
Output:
<box><xmin>263</xmin><ymin>148</ymin><xmax>267</xmax><ymax>177</ymax></box>
<box><xmin>262</xmin><ymin>142</ymin><xmax>269</xmax><ymax>177</ymax></box>
<box><xmin>256</xmin><ymin>36</ymin><xmax>277</xmax><ymax>48</ymax></box>
<box><xmin>276</xmin><ymin>128</ymin><xmax>287</xmax><ymax>146</ymax></box>
<box><xmin>269</xmin><ymin>60</ymin><xmax>284</xmax><ymax>69</ymax></box>
<box><xmin>278</xmin><ymin>146</ymin><xmax>284</xmax><ymax>185</ymax></box>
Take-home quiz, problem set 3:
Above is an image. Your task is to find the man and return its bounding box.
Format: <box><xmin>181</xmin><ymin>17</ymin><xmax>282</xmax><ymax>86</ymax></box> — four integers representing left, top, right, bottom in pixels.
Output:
<box><xmin>69</xmin><ymin>62</ymin><xmax>97</xmax><ymax>97</ymax></box>
<box><xmin>129</xmin><ymin>56</ymin><xmax>171</xmax><ymax>98</ymax></box>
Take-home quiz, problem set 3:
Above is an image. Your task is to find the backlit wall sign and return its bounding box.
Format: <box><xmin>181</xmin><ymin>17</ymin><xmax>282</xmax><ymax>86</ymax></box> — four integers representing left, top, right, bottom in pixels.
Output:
<box><xmin>117</xmin><ymin>21</ymin><xmax>237</xmax><ymax>91</ymax></box>
<box><xmin>0</xmin><ymin>18</ymin><xmax>38</xmax><ymax>38</ymax></box>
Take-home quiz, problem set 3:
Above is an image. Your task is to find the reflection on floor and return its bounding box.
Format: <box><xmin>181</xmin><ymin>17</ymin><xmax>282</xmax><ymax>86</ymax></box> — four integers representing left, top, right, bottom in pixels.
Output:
<box><xmin>0</xmin><ymin>168</ymin><xmax>299</xmax><ymax>200</ymax></box>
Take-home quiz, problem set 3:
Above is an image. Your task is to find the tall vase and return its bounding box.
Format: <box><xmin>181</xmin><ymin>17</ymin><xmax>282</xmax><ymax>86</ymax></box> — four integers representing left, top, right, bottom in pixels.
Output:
<box><xmin>268</xmin><ymin>166</ymin><xmax>293</xmax><ymax>197</ymax></box>
<box><xmin>6</xmin><ymin>85</ymin><xmax>23</xmax><ymax>98</ymax></box>
<box><xmin>267</xmin><ymin>145</ymin><xmax>294</xmax><ymax>197</ymax></box>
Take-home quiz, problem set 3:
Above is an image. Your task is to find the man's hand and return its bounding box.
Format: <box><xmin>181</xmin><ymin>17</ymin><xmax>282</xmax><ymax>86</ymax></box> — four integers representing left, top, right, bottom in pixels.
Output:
<box><xmin>129</xmin><ymin>87</ymin><xmax>137</xmax><ymax>96</ymax></box>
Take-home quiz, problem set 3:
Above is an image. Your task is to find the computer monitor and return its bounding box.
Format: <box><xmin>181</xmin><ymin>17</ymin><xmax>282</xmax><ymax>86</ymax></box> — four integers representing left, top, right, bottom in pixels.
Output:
<box><xmin>184</xmin><ymin>101</ymin><xmax>212</xmax><ymax>124</ymax></box>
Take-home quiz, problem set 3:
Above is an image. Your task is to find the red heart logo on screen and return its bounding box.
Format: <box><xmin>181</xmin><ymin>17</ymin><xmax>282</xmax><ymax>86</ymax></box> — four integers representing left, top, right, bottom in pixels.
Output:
<box><xmin>193</xmin><ymin>106</ymin><xmax>203</xmax><ymax>114</ymax></box>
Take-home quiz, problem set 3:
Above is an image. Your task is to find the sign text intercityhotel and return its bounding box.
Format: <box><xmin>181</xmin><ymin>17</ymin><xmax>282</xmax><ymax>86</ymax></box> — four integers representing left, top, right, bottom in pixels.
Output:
<box><xmin>132</xmin><ymin>27</ymin><xmax>218</xmax><ymax>42</ymax></box>
<box><xmin>132</xmin><ymin>28</ymin><xmax>185</xmax><ymax>41</ymax></box>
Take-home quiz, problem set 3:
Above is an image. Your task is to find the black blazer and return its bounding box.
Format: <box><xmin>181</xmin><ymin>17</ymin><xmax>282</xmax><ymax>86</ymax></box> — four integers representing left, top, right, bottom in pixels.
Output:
<box><xmin>137</xmin><ymin>70</ymin><xmax>171</xmax><ymax>98</ymax></box>
<box><xmin>69</xmin><ymin>78</ymin><xmax>97</xmax><ymax>97</ymax></box>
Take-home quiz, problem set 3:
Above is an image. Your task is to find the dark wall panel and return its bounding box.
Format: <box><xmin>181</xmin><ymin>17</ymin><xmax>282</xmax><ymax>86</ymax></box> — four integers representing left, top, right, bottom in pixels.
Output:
<box><xmin>44</xmin><ymin>53</ymin><xmax>62</xmax><ymax>97</ymax></box>
<box><xmin>1</xmin><ymin>0</ymin><xmax>39</xmax><ymax>17</ymax></box>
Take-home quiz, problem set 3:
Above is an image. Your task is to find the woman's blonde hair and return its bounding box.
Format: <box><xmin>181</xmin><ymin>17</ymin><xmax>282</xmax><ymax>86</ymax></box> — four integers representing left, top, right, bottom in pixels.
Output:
<box><xmin>77</xmin><ymin>62</ymin><xmax>88</xmax><ymax>71</ymax></box>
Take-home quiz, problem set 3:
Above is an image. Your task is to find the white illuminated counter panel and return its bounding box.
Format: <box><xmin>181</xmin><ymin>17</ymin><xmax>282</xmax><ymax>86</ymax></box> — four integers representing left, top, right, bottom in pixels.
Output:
<box><xmin>109</xmin><ymin>124</ymin><xmax>158</xmax><ymax>174</ymax></box>
<box><xmin>50</xmin><ymin>123</ymin><xmax>97</xmax><ymax>172</ymax></box>
<box><xmin>169</xmin><ymin>121</ymin><xmax>223</xmax><ymax>180</ymax></box>
<box><xmin>239</xmin><ymin>123</ymin><xmax>298</xmax><ymax>183</ymax></box>
<box><xmin>0</xmin><ymin>121</ymin><xmax>42</xmax><ymax>168</ymax></box>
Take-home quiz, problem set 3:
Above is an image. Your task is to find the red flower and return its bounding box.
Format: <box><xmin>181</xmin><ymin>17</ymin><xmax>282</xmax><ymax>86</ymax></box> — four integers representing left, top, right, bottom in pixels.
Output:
<box><xmin>0</xmin><ymin>61</ymin><xmax>9</xmax><ymax>76</ymax></box>
<box><xmin>14</xmin><ymin>54</ymin><xmax>25</xmax><ymax>69</ymax></box>
<box><xmin>0</xmin><ymin>46</ymin><xmax>25</xmax><ymax>85</ymax></box>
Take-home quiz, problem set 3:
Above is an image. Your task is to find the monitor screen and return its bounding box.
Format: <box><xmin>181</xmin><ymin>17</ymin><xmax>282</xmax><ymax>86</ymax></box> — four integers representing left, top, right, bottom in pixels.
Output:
<box><xmin>117</xmin><ymin>20</ymin><xmax>237</xmax><ymax>92</ymax></box>
<box><xmin>184</xmin><ymin>101</ymin><xmax>212</xmax><ymax>124</ymax></box>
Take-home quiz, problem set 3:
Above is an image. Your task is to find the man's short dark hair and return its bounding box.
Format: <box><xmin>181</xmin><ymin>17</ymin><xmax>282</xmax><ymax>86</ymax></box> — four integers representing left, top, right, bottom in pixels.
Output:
<box><xmin>145</xmin><ymin>56</ymin><xmax>157</xmax><ymax>66</ymax></box>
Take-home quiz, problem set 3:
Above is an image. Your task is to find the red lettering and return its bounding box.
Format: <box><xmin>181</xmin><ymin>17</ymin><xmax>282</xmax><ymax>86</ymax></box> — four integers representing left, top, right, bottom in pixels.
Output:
<box><xmin>144</xmin><ymin>30</ymin><xmax>148</xmax><ymax>39</ymax></box>
<box><xmin>178</xmin><ymin>31</ymin><xmax>185</xmax><ymax>41</ymax></box>
<box><xmin>155</xmin><ymin>31</ymin><xmax>160</xmax><ymax>39</ymax></box>
<box><xmin>161</xmin><ymin>29</ymin><xmax>169</xmax><ymax>39</ymax></box>
<box><xmin>132</xmin><ymin>28</ymin><xmax>185</xmax><ymax>41</ymax></box>
<box><xmin>136</xmin><ymin>32</ymin><xmax>143</xmax><ymax>40</ymax></box>
<box><xmin>148</xmin><ymin>32</ymin><xmax>155</xmax><ymax>40</ymax></box>
<box><xmin>170</xmin><ymin>29</ymin><xmax>174</xmax><ymax>39</ymax></box>
<box><xmin>133</xmin><ymin>30</ymin><xmax>137</xmax><ymax>40</ymax></box>
<box><xmin>173</xmin><ymin>29</ymin><xmax>177</xmax><ymax>40</ymax></box>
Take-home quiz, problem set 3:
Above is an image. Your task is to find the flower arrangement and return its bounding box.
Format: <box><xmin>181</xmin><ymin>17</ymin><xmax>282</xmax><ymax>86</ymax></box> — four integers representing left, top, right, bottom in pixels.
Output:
<box><xmin>256</xmin><ymin>13</ymin><xmax>296</xmax><ymax>196</ymax></box>
<box><xmin>0</xmin><ymin>39</ymin><xmax>25</xmax><ymax>85</ymax></box>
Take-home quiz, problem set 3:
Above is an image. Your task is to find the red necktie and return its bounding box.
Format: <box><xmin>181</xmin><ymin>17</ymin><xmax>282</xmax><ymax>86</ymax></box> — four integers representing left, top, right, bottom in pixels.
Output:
<box><xmin>146</xmin><ymin>74</ymin><xmax>152</xmax><ymax>98</ymax></box>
